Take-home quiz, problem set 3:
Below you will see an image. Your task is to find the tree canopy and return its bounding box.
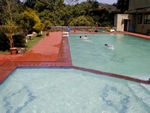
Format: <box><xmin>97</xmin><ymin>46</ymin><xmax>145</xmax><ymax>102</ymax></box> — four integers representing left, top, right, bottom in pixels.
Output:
<box><xmin>69</xmin><ymin>16</ymin><xmax>94</xmax><ymax>26</ymax></box>
<box><xmin>0</xmin><ymin>0</ymin><xmax>117</xmax><ymax>49</ymax></box>
<box><xmin>0</xmin><ymin>0</ymin><xmax>117</xmax><ymax>27</ymax></box>
<box><xmin>116</xmin><ymin>0</ymin><xmax>129</xmax><ymax>13</ymax></box>
<box><xmin>19</xmin><ymin>8</ymin><xmax>43</xmax><ymax>33</ymax></box>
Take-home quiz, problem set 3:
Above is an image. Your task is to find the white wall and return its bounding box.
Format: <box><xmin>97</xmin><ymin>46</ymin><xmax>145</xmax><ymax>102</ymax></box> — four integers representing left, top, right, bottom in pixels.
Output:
<box><xmin>115</xmin><ymin>14</ymin><xmax>131</xmax><ymax>31</ymax></box>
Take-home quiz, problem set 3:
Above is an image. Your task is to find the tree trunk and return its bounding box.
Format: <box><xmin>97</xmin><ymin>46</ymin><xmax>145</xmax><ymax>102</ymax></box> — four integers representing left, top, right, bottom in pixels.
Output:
<box><xmin>9</xmin><ymin>35</ymin><xmax>14</xmax><ymax>48</ymax></box>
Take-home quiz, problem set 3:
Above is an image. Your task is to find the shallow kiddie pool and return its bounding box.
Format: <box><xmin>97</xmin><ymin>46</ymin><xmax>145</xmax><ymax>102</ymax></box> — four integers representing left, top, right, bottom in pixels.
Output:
<box><xmin>0</xmin><ymin>68</ymin><xmax>150</xmax><ymax>113</ymax></box>
<box><xmin>69</xmin><ymin>33</ymin><xmax>150</xmax><ymax>80</ymax></box>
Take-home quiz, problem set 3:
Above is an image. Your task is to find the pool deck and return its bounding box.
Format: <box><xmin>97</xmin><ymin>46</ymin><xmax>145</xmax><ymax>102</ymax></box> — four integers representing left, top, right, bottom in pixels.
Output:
<box><xmin>124</xmin><ymin>32</ymin><xmax>150</xmax><ymax>40</ymax></box>
<box><xmin>0</xmin><ymin>31</ymin><xmax>150</xmax><ymax>84</ymax></box>
<box><xmin>0</xmin><ymin>32</ymin><xmax>72</xmax><ymax>83</ymax></box>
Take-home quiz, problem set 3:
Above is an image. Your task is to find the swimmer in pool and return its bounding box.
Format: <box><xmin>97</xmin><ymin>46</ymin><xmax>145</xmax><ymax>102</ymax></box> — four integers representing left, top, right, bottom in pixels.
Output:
<box><xmin>148</xmin><ymin>78</ymin><xmax>150</xmax><ymax>82</ymax></box>
<box><xmin>105</xmin><ymin>44</ymin><xmax>114</xmax><ymax>50</ymax></box>
<box><xmin>80</xmin><ymin>35</ymin><xmax>88</xmax><ymax>39</ymax></box>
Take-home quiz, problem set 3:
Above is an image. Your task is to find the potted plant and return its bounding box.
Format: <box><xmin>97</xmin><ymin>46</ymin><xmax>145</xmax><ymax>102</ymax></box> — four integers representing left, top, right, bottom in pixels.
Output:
<box><xmin>0</xmin><ymin>22</ymin><xmax>21</xmax><ymax>54</ymax></box>
<box><xmin>0</xmin><ymin>0</ymin><xmax>21</xmax><ymax>54</ymax></box>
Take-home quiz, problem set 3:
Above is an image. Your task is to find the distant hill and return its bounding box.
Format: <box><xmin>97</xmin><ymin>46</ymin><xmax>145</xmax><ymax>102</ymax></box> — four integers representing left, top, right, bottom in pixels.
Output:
<box><xmin>98</xmin><ymin>3</ymin><xmax>118</xmax><ymax>12</ymax></box>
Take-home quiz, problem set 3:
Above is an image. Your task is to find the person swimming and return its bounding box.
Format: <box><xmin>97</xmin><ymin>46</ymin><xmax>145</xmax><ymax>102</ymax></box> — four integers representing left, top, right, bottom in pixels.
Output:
<box><xmin>148</xmin><ymin>78</ymin><xmax>150</xmax><ymax>82</ymax></box>
<box><xmin>80</xmin><ymin>35</ymin><xmax>88</xmax><ymax>39</ymax></box>
<box><xmin>105</xmin><ymin>44</ymin><xmax>114</xmax><ymax>50</ymax></box>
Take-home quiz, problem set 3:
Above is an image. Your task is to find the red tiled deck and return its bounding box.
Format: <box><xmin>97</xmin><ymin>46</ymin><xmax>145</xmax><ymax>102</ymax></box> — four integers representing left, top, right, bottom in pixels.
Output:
<box><xmin>0</xmin><ymin>31</ymin><xmax>150</xmax><ymax>84</ymax></box>
<box><xmin>0</xmin><ymin>32</ymin><xmax>73</xmax><ymax>83</ymax></box>
<box><xmin>0</xmin><ymin>32</ymin><xmax>62</xmax><ymax>63</ymax></box>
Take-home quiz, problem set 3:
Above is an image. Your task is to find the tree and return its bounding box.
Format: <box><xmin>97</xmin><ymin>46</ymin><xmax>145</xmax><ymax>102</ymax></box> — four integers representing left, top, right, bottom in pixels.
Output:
<box><xmin>0</xmin><ymin>22</ymin><xmax>21</xmax><ymax>48</ymax></box>
<box><xmin>116</xmin><ymin>0</ymin><xmax>129</xmax><ymax>13</ymax></box>
<box><xmin>0</xmin><ymin>0</ymin><xmax>22</xmax><ymax>48</ymax></box>
<box><xmin>0</xmin><ymin>0</ymin><xmax>23</xmax><ymax>25</ymax></box>
<box><xmin>24</xmin><ymin>0</ymin><xmax>36</xmax><ymax>8</ymax></box>
<box><xmin>87</xmin><ymin>0</ymin><xmax>99</xmax><ymax>8</ymax></box>
<box><xmin>0</xmin><ymin>32</ymin><xmax>10</xmax><ymax>50</ymax></box>
<box><xmin>43</xmin><ymin>20</ymin><xmax>53</xmax><ymax>30</ymax></box>
<box><xmin>24</xmin><ymin>0</ymin><xmax>64</xmax><ymax>12</ymax></box>
<box><xmin>38</xmin><ymin>6</ymin><xmax>73</xmax><ymax>26</ymax></box>
<box><xmin>69</xmin><ymin>16</ymin><xmax>94</xmax><ymax>26</ymax></box>
<box><xmin>19</xmin><ymin>8</ymin><xmax>43</xmax><ymax>33</ymax></box>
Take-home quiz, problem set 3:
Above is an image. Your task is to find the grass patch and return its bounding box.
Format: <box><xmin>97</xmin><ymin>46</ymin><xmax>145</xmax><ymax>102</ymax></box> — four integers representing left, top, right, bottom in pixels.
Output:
<box><xmin>25</xmin><ymin>32</ymin><xmax>46</xmax><ymax>51</ymax></box>
<box><xmin>0</xmin><ymin>50</ymin><xmax>10</xmax><ymax>54</ymax></box>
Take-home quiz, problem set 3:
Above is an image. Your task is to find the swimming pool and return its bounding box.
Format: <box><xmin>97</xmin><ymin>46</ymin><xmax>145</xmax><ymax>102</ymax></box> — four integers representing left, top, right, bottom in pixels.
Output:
<box><xmin>0</xmin><ymin>68</ymin><xmax>150</xmax><ymax>113</ymax></box>
<box><xmin>69</xmin><ymin>34</ymin><xmax>150</xmax><ymax>80</ymax></box>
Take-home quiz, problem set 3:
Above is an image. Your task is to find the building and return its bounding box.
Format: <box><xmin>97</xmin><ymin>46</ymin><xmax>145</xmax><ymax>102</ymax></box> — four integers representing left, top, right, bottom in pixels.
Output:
<box><xmin>115</xmin><ymin>0</ymin><xmax>150</xmax><ymax>35</ymax></box>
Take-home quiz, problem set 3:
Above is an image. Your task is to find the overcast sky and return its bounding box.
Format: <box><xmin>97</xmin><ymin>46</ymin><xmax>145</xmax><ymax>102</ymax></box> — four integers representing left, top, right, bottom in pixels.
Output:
<box><xmin>21</xmin><ymin>0</ymin><xmax>117</xmax><ymax>4</ymax></box>
<box><xmin>79</xmin><ymin>0</ymin><xmax>117</xmax><ymax>4</ymax></box>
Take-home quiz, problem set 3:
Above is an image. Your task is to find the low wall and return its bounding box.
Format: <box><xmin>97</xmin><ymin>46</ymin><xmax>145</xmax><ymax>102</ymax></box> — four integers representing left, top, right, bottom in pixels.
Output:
<box><xmin>50</xmin><ymin>26</ymin><xmax>116</xmax><ymax>31</ymax></box>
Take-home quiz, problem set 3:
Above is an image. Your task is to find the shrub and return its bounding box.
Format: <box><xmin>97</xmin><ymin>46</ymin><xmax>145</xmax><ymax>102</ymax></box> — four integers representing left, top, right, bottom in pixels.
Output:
<box><xmin>19</xmin><ymin>8</ymin><xmax>43</xmax><ymax>33</ymax></box>
<box><xmin>69</xmin><ymin>16</ymin><xmax>94</xmax><ymax>26</ymax></box>
<box><xmin>0</xmin><ymin>31</ymin><xmax>26</xmax><ymax>51</ymax></box>
<box><xmin>0</xmin><ymin>23</ymin><xmax>22</xmax><ymax>48</ymax></box>
<box><xmin>43</xmin><ymin>20</ymin><xmax>53</xmax><ymax>31</ymax></box>
<box><xmin>0</xmin><ymin>32</ymin><xmax>9</xmax><ymax>51</ymax></box>
<box><xmin>13</xmin><ymin>33</ymin><xmax>26</xmax><ymax>47</ymax></box>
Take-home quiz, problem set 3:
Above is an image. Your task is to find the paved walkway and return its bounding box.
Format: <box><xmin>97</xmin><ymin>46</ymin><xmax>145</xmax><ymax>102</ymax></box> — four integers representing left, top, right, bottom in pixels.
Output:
<box><xmin>0</xmin><ymin>32</ymin><xmax>70</xmax><ymax>83</ymax></box>
<box><xmin>0</xmin><ymin>32</ymin><xmax>62</xmax><ymax>65</ymax></box>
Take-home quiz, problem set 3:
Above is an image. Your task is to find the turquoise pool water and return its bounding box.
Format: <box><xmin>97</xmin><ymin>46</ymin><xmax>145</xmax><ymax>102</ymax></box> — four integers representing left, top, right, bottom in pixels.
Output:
<box><xmin>69</xmin><ymin>34</ymin><xmax>150</xmax><ymax>80</ymax></box>
<box><xmin>0</xmin><ymin>68</ymin><xmax>150</xmax><ymax>113</ymax></box>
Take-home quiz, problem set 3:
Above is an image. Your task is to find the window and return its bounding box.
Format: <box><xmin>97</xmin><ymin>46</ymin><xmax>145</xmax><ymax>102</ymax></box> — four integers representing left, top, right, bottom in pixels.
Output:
<box><xmin>137</xmin><ymin>15</ymin><xmax>142</xmax><ymax>24</ymax></box>
<box><xmin>144</xmin><ymin>14</ymin><xmax>150</xmax><ymax>24</ymax></box>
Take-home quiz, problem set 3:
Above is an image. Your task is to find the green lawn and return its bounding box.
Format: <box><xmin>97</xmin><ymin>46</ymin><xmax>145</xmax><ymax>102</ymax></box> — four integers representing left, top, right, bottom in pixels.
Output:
<box><xmin>25</xmin><ymin>32</ymin><xmax>46</xmax><ymax>51</ymax></box>
<box><xmin>0</xmin><ymin>50</ymin><xmax>11</xmax><ymax>54</ymax></box>
<box><xmin>0</xmin><ymin>32</ymin><xmax>47</xmax><ymax>54</ymax></box>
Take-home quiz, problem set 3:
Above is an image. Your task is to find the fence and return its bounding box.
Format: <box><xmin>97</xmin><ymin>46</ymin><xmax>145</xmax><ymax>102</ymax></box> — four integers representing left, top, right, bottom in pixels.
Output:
<box><xmin>50</xmin><ymin>26</ymin><xmax>116</xmax><ymax>31</ymax></box>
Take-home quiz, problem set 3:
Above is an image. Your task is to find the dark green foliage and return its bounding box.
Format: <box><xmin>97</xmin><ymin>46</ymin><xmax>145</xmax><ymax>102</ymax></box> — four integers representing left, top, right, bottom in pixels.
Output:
<box><xmin>69</xmin><ymin>16</ymin><xmax>94</xmax><ymax>26</ymax></box>
<box><xmin>43</xmin><ymin>20</ymin><xmax>53</xmax><ymax>30</ymax></box>
<box><xmin>13</xmin><ymin>33</ymin><xmax>26</xmax><ymax>47</ymax></box>
<box><xmin>0</xmin><ymin>0</ymin><xmax>117</xmax><ymax>51</ymax></box>
<box><xmin>0</xmin><ymin>32</ymin><xmax>25</xmax><ymax>50</ymax></box>
<box><xmin>24</xmin><ymin>0</ymin><xmax>36</xmax><ymax>8</ymax></box>
<box><xmin>116</xmin><ymin>0</ymin><xmax>129</xmax><ymax>13</ymax></box>
<box><xmin>24</xmin><ymin>0</ymin><xmax>64</xmax><ymax>12</ymax></box>
<box><xmin>37</xmin><ymin>1</ymin><xmax>115</xmax><ymax>26</ymax></box>
<box><xmin>0</xmin><ymin>0</ymin><xmax>116</xmax><ymax>27</ymax></box>
<box><xmin>90</xmin><ymin>9</ymin><xmax>114</xmax><ymax>26</ymax></box>
<box><xmin>0</xmin><ymin>32</ymin><xmax>10</xmax><ymax>50</ymax></box>
<box><xmin>19</xmin><ymin>8</ymin><xmax>43</xmax><ymax>33</ymax></box>
<box><xmin>0</xmin><ymin>0</ymin><xmax>24</xmax><ymax>25</ymax></box>
<box><xmin>34</xmin><ymin>0</ymin><xmax>64</xmax><ymax>12</ymax></box>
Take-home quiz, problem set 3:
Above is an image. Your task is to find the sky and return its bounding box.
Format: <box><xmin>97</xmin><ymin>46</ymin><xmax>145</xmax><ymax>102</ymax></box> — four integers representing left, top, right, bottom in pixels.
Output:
<box><xmin>79</xmin><ymin>0</ymin><xmax>117</xmax><ymax>4</ymax></box>
<box><xmin>21</xmin><ymin>0</ymin><xmax>117</xmax><ymax>5</ymax></box>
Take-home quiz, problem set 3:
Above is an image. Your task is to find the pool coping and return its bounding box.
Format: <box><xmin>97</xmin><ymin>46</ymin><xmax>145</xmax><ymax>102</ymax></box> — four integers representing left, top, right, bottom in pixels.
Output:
<box><xmin>0</xmin><ymin>32</ymin><xmax>150</xmax><ymax>85</ymax></box>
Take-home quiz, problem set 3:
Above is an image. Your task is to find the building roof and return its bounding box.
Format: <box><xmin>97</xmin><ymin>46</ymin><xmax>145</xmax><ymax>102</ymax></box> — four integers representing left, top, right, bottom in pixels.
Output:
<box><xmin>128</xmin><ymin>0</ymin><xmax>150</xmax><ymax>13</ymax></box>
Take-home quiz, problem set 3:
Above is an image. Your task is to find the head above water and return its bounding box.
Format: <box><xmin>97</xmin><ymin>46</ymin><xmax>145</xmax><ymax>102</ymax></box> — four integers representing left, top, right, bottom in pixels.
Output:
<box><xmin>105</xmin><ymin>44</ymin><xmax>108</xmax><ymax>46</ymax></box>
